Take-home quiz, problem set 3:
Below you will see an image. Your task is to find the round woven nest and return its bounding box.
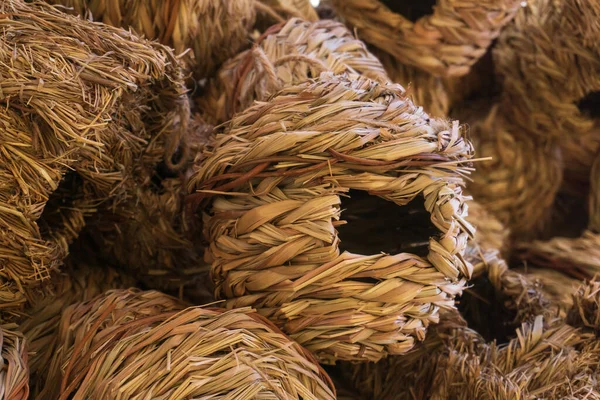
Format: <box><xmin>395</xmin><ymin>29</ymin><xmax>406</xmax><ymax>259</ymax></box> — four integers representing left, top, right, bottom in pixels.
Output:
<box><xmin>17</xmin><ymin>258</ymin><xmax>136</xmax><ymax>395</ymax></box>
<box><xmin>0</xmin><ymin>324</ymin><xmax>29</xmax><ymax>400</ymax></box>
<box><xmin>47</xmin><ymin>0</ymin><xmax>256</xmax><ymax>79</ymax></box>
<box><xmin>346</xmin><ymin>251</ymin><xmax>598</xmax><ymax>400</ymax></box>
<box><xmin>331</xmin><ymin>0</ymin><xmax>520</xmax><ymax>77</ymax></box>
<box><xmin>198</xmin><ymin>18</ymin><xmax>388</xmax><ymax>125</ymax></box>
<box><xmin>0</xmin><ymin>0</ymin><xmax>188</xmax><ymax>314</ymax></box>
<box><xmin>467</xmin><ymin>105</ymin><xmax>563</xmax><ymax>241</ymax></box>
<box><xmin>190</xmin><ymin>73</ymin><xmax>474</xmax><ymax>363</ymax></box>
<box><xmin>43</xmin><ymin>289</ymin><xmax>336</xmax><ymax>399</ymax></box>
<box><xmin>494</xmin><ymin>0</ymin><xmax>600</xmax><ymax>138</ymax></box>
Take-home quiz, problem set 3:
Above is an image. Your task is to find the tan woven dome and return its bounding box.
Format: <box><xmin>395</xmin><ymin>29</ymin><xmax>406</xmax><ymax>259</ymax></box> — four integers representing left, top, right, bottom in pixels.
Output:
<box><xmin>198</xmin><ymin>18</ymin><xmax>389</xmax><ymax>125</ymax></box>
<box><xmin>189</xmin><ymin>73</ymin><xmax>474</xmax><ymax>363</ymax></box>
<box><xmin>42</xmin><ymin>290</ymin><xmax>336</xmax><ymax>399</ymax></box>
<box><xmin>331</xmin><ymin>0</ymin><xmax>520</xmax><ymax>77</ymax></box>
<box><xmin>47</xmin><ymin>0</ymin><xmax>256</xmax><ymax>79</ymax></box>
<box><xmin>0</xmin><ymin>0</ymin><xmax>188</xmax><ymax>314</ymax></box>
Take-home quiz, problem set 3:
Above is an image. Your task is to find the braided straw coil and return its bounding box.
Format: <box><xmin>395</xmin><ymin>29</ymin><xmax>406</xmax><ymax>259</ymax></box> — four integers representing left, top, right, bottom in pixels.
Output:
<box><xmin>258</xmin><ymin>0</ymin><xmax>318</xmax><ymax>21</ymax></box>
<box><xmin>465</xmin><ymin>200</ymin><xmax>510</xmax><ymax>257</ymax></box>
<box><xmin>590</xmin><ymin>149</ymin><xmax>600</xmax><ymax>233</ymax></box>
<box><xmin>494</xmin><ymin>0</ymin><xmax>600</xmax><ymax>138</ymax></box>
<box><xmin>190</xmin><ymin>74</ymin><xmax>475</xmax><ymax>363</ymax></box>
<box><xmin>198</xmin><ymin>18</ymin><xmax>389</xmax><ymax>125</ymax></box>
<box><xmin>0</xmin><ymin>324</ymin><xmax>29</xmax><ymax>400</ymax></box>
<box><xmin>43</xmin><ymin>290</ymin><xmax>336</xmax><ymax>399</ymax></box>
<box><xmin>331</xmin><ymin>0</ymin><xmax>520</xmax><ymax>77</ymax></box>
<box><xmin>467</xmin><ymin>105</ymin><xmax>563</xmax><ymax>241</ymax></box>
<box><xmin>0</xmin><ymin>0</ymin><xmax>188</xmax><ymax>314</ymax></box>
<box><xmin>47</xmin><ymin>0</ymin><xmax>256</xmax><ymax>79</ymax></box>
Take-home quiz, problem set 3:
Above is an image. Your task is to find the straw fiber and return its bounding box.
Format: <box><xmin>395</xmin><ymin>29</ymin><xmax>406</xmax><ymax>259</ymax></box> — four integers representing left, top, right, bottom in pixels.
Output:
<box><xmin>0</xmin><ymin>0</ymin><xmax>189</xmax><ymax>315</ymax></box>
<box><xmin>568</xmin><ymin>277</ymin><xmax>600</xmax><ymax>334</ymax></box>
<box><xmin>465</xmin><ymin>200</ymin><xmax>510</xmax><ymax>257</ymax></box>
<box><xmin>190</xmin><ymin>73</ymin><xmax>475</xmax><ymax>363</ymax></box>
<box><xmin>43</xmin><ymin>290</ymin><xmax>335</xmax><ymax>399</ymax></box>
<box><xmin>331</xmin><ymin>0</ymin><xmax>520</xmax><ymax>77</ymax></box>
<box><xmin>47</xmin><ymin>0</ymin><xmax>256</xmax><ymax>79</ymax></box>
<box><xmin>466</xmin><ymin>105</ymin><xmax>563</xmax><ymax>241</ymax></box>
<box><xmin>258</xmin><ymin>0</ymin><xmax>318</xmax><ymax>22</ymax></box>
<box><xmin>0</xmin><ymin>324</ymin><xmax>29</xmax><ymax>400</ymax></box>
<box><xmin>198</xmin><ymin>18</ymin><xmax>388</xmax><ymax>125</ymax></box>
<box><xmin>494</xmin><ymin>0</ymin><xmax>600</xmax><ymax>139</ymax></box>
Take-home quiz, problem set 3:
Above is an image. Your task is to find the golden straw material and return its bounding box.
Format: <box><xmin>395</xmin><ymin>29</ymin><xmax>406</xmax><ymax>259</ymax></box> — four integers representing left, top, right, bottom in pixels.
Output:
<box><xmin>257</xmin><ymin>0</ymin><xmax>318</xmax><ymax>22</ymax></box>
<box><xmin>466</xmin><ymin>200</ymin><xmax>510</xmax><ymax>257</ymax></box>
<box><xmin>0</xmin><ymin>324</ymin><xmax>29</xmax><ymax>400</ymax></box>
<box><xmin>517</xmin><ymin>231</ymin><xmax>600</xmax><ymax>280</ymax></box>
<box><xmin>560</xmin><ymin>124</ymin><xmax>600</xmax><ymax>196</ymax></box>
<box><xmin>467</xmin><ymin>106</ymin><xmax>563</xmax><ymax>241</ymax></box>
<box><xmin>47</xmin><ymin>0</ymin><xmax>256</xmax><ymax>79</ymax></box>
<box><xmin>568</xmin><ymin>278</ymin><xmax>600</xmax><ymax>333</ymax></box>
<box><xmin>190</xmin><ymin>74</ymin><xmax>475</xmax><ymax>362</ymax></box>
<box><xmin>198</xmin><ymin>18</ymin><xmax>389</xmax><ymax>125</ymax></box>
<box><xmin>43</xmin><ymin>290</ymin><xmax>335</xmax><ymax>399</ymax></box>
<box><xmin>18</xmin><ymin>259</ymin><xmax>135</xmax><ymax>395</ymax></box>
<box><xmin>331</xmin><ymin>0</ymin><xmax>520</xmax><ymax>77</ymax></box>
<box><xmin>39</xmin><ymin>289</ymin><xmax>186</xmax><ymax>399</ymax></box>
<box><xmin>0</xmin><ymin>0</ymin><xmax>189</xmax><ymax>314</ymax></box>
<box><xmin>494</xmin><ymin>0</ymin><xmax>600</xmax><ymax>138</ymax></box>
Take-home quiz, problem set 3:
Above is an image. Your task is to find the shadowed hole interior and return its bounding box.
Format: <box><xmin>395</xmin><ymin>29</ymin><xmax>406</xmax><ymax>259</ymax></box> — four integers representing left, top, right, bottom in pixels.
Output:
<box><xmin>578</xmin><ymin>91</ymin><xmax>600</xmax><ymax>118</ymax></box>
<box><xmin>380</xmin><ymin>0</ymin><xmax>437</xmax><ymax>22</ymax></box>
<box><xmin>337</xmin><ymin>190</ymin><xmax>437</xmax><ymax>258</ymax></box>
<box><xmin>38</xmin><ymin>171</ymin><xmax>85</xmax><ymax>242</ymax></box>
<box><xmin>458</xmin><ymin>277</ymin><xmax>517</xmax><ymax>343</ymax></box>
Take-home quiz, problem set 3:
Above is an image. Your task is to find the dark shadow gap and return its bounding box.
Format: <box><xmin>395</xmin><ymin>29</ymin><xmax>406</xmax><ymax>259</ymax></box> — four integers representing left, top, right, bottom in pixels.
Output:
<box><xmin>380</xmin><ymin>0</ymin><xmax>437</xmax><ymax>22</ymax></box>
<box><xmin>578</xmin><ymin>91</ymin><xmax>600</xmax><ymax>118</ymax></box>
<box><xmin>337</xmin><ymin>190</ymin><xmax>437</xmax><ymax>258</ymax></box>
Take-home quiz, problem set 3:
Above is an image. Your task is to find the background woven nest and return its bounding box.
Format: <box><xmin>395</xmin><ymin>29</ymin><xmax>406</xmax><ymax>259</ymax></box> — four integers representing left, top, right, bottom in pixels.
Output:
<box><xmin>42</xmin><ymin>289</ymin><xmax>336</xmax><ymax>399</ymax></box>
<box><xmin>197</xmin><ymin>18</ymin><xmax>388</xmax><ymax>125</ymax></box>
<box><xmin>47</xmin><ymin>0</ymin><xmax>257</xmax><ymax>79</ymax></box>
<box><xmin>330</xmin><ymin>0</ymin><xmax>521</xmax><ymax>77</ymax></box>
<box><xmin>465</xmin><ymin>200</ymin><xmax>510</xmax><ymax>257</ymax></box>
<box><xmin>256</xmin><ymin>0</ymin><xmax>319</xmax><ymax>28</ymax></box>
<box><xmin>0</xmin><ymin>0</ymin><xmax>189</xmax><ymax>315</ymax></box>
<box><xmin>189</xmin><ymin>73</ymin><xmax>475</xmax><ymax>363</ymax></box>
<box><xmin>0</xmin><ymin>324</ymin><xmax>29</xmax><ymax>400</ymax></box>
<box><xmin>344</xmin><ymin>251</ymin><xmax>598</xmax><ymax>399</ymax></box>
<box><xmin>71</xmin><ymin>116</ymin><xmax>214</xmax><ymax>304</ymax></box>
<box><xmin>494</xmin><ymin>0</ymin><xmax>600</xmax><ymax>139</ymax></box>
<box><xmin>17</xmin><ymin>256</ymin><xmax>136</xmax><ymax>396</ymax></box>
<box><xmin>465</xmin><ymin>105</ymin><xmax>563</xmax><ymax>242</ymax></box>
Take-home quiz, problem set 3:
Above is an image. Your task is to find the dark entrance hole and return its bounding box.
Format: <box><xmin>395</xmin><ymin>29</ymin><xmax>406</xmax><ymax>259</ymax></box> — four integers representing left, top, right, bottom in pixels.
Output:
<box><xmin>381</xmin><ymin>0</ymin><xmax>437</xmax><ymax>22</ymax></box>
<box><xmin>337</xmin><ymin>190</ymin><xmax>437</xmax><ymax>257</ymax></box>
<box><xmin>577</xmin><ymin>91</ymin><xmax>600</xmax><ymax>118</ymax></box>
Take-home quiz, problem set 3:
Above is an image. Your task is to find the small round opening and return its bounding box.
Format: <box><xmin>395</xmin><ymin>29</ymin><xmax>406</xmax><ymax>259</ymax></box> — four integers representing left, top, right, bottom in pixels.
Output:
<box><xmin>380</xmin><ymin>0</ymin><xmax>437</xmax><ymax>22</ymax></box>
<box><xmin>458</xmin><ymin>277</ymin><xmax>518</xmax><ymax>343</ymax></box>
<box><xmin>577</xmin><ymin>91</ymin><xmax>600</xmax><ymax>118</ymax></box>
<box><xmin>336</xmin><ymin>190</ymin><xmax>438</xmax><ymax>257</ymax></box>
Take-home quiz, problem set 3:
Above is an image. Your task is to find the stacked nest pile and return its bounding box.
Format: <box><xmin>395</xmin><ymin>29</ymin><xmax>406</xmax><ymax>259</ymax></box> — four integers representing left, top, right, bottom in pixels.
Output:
<box><xmin>0</xmin><ymin>0</ymin><xmax>188</xmax><ymax>316</ymax></box>
<box><xmin>39</xmin><ymin>289</ymin><xmax>336</xmax><ymax>399</ymax></box>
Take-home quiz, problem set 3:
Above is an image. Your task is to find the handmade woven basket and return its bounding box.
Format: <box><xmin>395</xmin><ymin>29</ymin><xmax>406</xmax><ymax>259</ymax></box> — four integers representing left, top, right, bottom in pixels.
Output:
<box><xmin>198</xmin><ymin>18</ymin><xmax>388</xmax><ymax>124</ymax></box>
<box><xmin>190</xmin><ymin>74</ymin><xmax>474</xmax><ymax>363</ymax></box>
<box><xmin>0</xmin><ymin>324</ymin><xmax>29</xmax><ymax>400</ymax></box>
<box><xmin>43</xmin><ymin>290</ymin><xmax>336</xmax><ymax>399</ymax></box>
<box><xmin>0</xmin><ymin>0</ymin><xmax>188</xmax><ymax>314</ymax></box>
<box><xmin>494</xmin><ymin>0</ymin><xmax>600</xmax><ymax>138</ymax></box>
<box><xmin>467</xmin><ymin>105</ymin><xmax>563</xmax><ymax>241</ymax></box>
<box><xmin>331</xmin><ymin>0</ymin><xmax>520</xmax><ymax>77</ymax></box>
<box><xmin>47</xmin><ymin>0</ymin><xmax>256</xmax><ymax>79</ymax></box>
